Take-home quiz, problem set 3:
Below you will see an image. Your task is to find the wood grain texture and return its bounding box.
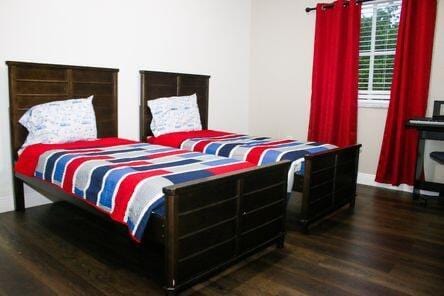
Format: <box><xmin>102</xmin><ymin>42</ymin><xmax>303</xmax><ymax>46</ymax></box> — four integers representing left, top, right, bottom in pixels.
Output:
<box><xmin>7</xmin><ymin>61</ymin><xmax>119</xmax><ymax>158</ymax></box>
<box><xmin>7</xmin><ymin>61</ymin><xmax>119</xmax><ymax>213</ymax></box>
<box><xmin>139</xmin><ymin>70</ymin><xmax>209</xmax><ymax>141</ymax></box>
<box><xmin>0</xmin><ymin>185</ymin><xmax>442</xmax><ymax>295</ymax></box>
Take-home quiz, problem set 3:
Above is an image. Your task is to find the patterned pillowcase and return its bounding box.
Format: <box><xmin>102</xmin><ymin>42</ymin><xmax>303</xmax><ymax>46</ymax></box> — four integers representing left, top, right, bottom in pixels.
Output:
<box><xmin>19</xmin><ymin>96</ymin><xmax>97</xmax><ymax>149</ymax></box>
<box><xmin>148</xmin><ymin>94</ymin><xmax>202</xmax><ymax>137</ymax></box>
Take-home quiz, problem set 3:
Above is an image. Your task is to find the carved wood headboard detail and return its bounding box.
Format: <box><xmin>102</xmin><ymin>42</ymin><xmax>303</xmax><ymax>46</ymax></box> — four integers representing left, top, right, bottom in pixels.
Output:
<box><xmin>7</xmin><ymin>61</ymin><xmax>119</xmax><ymax>160</ymax></box>
<box><xmin>139</xmin><ymin>70</ymin><xmax>210</xmax><ymax>141</ymax></box>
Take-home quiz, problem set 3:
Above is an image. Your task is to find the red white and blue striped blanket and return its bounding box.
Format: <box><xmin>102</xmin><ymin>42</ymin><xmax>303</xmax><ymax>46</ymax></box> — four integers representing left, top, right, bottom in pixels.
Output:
<box><xmin>15</xmin><ymin>138</ymin><xmax>254</xmax><ymax>241</ymax></box>
<box><xmin>176</xmin><ymin>133</ymin><xmax>336</xmax><ymax>190</ymax></box>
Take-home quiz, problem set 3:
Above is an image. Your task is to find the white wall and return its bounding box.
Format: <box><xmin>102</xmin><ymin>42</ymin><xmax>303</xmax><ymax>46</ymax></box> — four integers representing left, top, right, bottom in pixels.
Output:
<box><xmin>0</xmin><ymin>0</ymin><xmax>252</xmax><ymax>211</ymax></box>
<box><xmin>249</xmin><ymin>0</ymin><xmax>444</xmax><ymax>184</ymax></box>
<box><xmin>249</xmin><ymin>0</ymin><xmax>318</xmax><ymax>139</ymax></box>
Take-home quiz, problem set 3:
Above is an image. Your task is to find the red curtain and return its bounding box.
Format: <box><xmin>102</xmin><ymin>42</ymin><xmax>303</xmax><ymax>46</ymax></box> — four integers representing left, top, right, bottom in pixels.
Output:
<box><xmin>375</xmin><ymin>0</ymin><xmax>437</xmax><ymax>186</ymax></box>
<box><xmin>308</xmin><ymin>0</ymin><xmax>361</xmax><ymax>147</ymax></box>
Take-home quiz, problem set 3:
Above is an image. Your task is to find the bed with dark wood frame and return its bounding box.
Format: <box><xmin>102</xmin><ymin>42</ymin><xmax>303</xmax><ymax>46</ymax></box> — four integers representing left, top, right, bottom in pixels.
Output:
<box><xmin>140</xmin><ymin>70</ymin><xmax>362</xmax><ymax>232</ymax></box>
<box><xmin>7</xmin><ymin>61</ymin><xmax>291</xmax><ymax>295</ymax></box>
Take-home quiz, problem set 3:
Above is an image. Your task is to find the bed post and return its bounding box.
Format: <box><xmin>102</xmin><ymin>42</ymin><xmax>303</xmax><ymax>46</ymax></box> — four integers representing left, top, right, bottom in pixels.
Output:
<box><xmin>349</xmin><ymin>145</ymin><xmax>361</xmax><ymax>210</ymax></box>
<box><xmin>12</xmin><ymin>176</ymin><xmax>25</xmax><ymax>211</ymax></box>
<box><xmin>299</xmin><ymin>158</ymin><xmax>312</xmax><ymax>234</ymax></box>
<box><xmin>8</xmin><ymin>63</ymin><xmax>25</xmax><ymax>212</ymax></box>
<box><xmin>164</xmin><ymin>191</ymin><xmax>178</xmax><ymax>296</ymax></box>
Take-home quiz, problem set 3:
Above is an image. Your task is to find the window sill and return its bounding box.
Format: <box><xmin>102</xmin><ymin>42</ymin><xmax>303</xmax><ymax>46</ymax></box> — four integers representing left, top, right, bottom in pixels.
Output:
<box><xmin>358</xmin><ymin>99</ymin><xmax>389</xmax><ymax>109</ymax></box>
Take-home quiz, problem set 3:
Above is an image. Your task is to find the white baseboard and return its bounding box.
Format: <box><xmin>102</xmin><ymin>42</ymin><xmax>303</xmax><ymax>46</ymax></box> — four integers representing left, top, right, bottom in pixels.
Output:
<box><xmin>0</xmin><ymin>186</ymin><xmax>52</xmax><ymax>214</ymax></box>
<box><xmin>0</xmin><ymin>195</ymin><xmax>14</xmax><ymax>213</ymax></box>
<box><xmin>357</xmin><ymin>172</ymin><xmax>413</xmax><ymax>193</ymax></box>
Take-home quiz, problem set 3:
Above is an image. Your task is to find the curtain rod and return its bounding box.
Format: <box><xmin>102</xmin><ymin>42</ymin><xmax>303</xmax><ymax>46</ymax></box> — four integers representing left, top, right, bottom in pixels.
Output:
<box><xmin>305</xmin><ymin>0</ymin><xmax>374</xmax><ymax>13</ymax></box>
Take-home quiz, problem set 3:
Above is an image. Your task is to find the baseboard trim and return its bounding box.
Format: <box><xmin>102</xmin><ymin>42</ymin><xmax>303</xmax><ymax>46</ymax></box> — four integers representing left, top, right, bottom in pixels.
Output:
<box><xmin>0</xmin><ymin>195</ymin><xmax>14</xmax><ymax>213</ymax></box>
<box><xmin>0</xmin><ymin>186</ymin><xmax>52</xmax><ymax>214</ymax></box>
<box><xmin>357</xmin><ymin>173</ymin><xmax>413</xmax><ymax>193</ymax></box>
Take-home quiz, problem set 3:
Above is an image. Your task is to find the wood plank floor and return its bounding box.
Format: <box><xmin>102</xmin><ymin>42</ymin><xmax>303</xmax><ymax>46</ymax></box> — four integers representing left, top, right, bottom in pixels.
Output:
<box><xmin>0</xmin><ymin>185</ymin><xmax>443</xmax><ymax>296</ymax></box>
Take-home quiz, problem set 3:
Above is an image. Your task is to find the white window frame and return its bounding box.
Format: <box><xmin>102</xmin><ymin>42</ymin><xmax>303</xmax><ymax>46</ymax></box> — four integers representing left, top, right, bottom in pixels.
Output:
<box><xmin>358</xmin><ymin>0</ymin><xmax>400</xmax><ymax>108</ymax></box>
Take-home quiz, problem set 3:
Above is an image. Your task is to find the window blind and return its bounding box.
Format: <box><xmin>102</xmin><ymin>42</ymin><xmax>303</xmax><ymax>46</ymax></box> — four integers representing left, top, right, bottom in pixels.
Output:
<box><xmin>359</xmin><ymin>0</ymin><xmax>401</xmax><ymax>102</ymax></box>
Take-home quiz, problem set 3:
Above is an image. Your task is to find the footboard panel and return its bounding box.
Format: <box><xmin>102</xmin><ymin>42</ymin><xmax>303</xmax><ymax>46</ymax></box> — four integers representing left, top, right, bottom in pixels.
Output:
<box><xmin>299</xmin><ymin>144</ymin><xmax>361</xmax><ymax>230</ymax></box>
<box><xmin>162</xmin><ymin>161</ymin><xmax>290</xmax><ymax>294</ymax></box>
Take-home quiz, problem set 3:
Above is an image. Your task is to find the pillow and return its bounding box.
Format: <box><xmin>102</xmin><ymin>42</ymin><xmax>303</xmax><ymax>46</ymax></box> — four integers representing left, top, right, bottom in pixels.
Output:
<box><xmin>148</xmin><ymin>94</ymin><xmax>202</xmax><ymax>137</ymax></box>
<box><xmin>19</xmin><ymin>96</ymin><xmax>97</xmax><ymax>149</ymax></box>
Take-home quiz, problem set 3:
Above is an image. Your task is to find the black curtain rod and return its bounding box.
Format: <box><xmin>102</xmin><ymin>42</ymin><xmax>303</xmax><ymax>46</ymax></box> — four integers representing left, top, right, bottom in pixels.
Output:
<box><xmin>305</xmin><ymin>0</ymin><xmax>374</xmax><ymax>13</ymax></box>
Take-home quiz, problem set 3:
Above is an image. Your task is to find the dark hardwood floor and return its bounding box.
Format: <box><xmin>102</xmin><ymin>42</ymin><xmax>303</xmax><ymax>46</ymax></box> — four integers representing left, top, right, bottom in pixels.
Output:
<box><xmin>0</xmin><ymin>185</ymin><xmax>443</xmax><ymax>296</ymax></box>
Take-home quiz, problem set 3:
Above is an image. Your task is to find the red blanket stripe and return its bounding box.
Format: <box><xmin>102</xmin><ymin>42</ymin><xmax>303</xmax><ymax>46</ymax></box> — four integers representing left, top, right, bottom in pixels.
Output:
<box><xmin>245</xmin><ymin>140</ymin><xmax>294</xmax><ymax>164</ymax></box>
<box><xmin>111</xmin><ymin>169</ymin><xmax>170</xmax><ymax>221</ymax></box>
<box><xmin>62</xmin><ymin>156</ymin><xmax>112</xmax><ymax>191</ymax></box>
<box><xmin>147</xmin><ymin>130</ymin><xmax>231</xmax><ymax>148</ymax></box>
<box><xmin>15</xmin><ymin>138</ymin><xmax>137</xmax><ymax>177</ymax></box>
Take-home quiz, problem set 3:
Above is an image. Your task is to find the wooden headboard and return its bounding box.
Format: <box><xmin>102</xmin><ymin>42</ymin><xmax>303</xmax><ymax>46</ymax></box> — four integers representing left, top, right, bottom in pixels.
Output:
<box><xmin>7</xmin><ymin>61</ymin><xmax>119</xmax><ymax>160</ymax></box>
<box><xmin>139</xmin><ymin>70</ymin><xmax>210</xmax><ymax>141</ymax></box>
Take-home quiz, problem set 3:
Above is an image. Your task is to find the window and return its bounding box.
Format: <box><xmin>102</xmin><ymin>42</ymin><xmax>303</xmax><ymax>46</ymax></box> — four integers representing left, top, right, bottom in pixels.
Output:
<box><xmin>359</xmin><ymin>0</ymin><xmax>401</xmax><ymax>107</ymax></box>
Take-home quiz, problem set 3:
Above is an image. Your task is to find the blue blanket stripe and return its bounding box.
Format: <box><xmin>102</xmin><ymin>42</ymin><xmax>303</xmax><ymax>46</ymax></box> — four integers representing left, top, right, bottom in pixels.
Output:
<box><xmin>204</xmin><ymin>143</ymin><xmax>223</xmax><ymax>155</ymax></box>
<box><xmin>261</xmin><ymin>150</ymin><xmax>284</xmax><ymax>164</ymax></box>
<box><xmin>53</xmin><ymin>154</ymin><xmax>79</xmax><ymax>183</ymax></box>
<box><xmin>164</xmin><ymin>169</ymin><xmax>214</xmax><ymax>184</ymax></box>
<box><xmin>202</xmin><ymin>158</ymin><xmax>238</xmax><ymax>166</ymax></box>
<box><xmin>219</xmin><ymin>143</ymin><xmax>246</xmax><ymax>157</ymax></box>
<box><xmin>44</xmin><ymin>151</ymin><xmax>71</xmax><ymax>181</ymax></box>
<box><xmin>85</xmin><ymin>159</ymin><xmax>201</xmax><ymax>207</ymax></box>
<box><xmin>133</xmin><ymin>197</ymin><xmax>165</xmax><ymax>239</ymax></box>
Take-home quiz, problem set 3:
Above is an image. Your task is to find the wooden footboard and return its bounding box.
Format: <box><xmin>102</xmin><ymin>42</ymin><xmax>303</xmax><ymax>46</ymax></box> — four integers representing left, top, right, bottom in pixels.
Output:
<box><xmin>162</xmin><ymin>161</ymin><xmax>290</xmax><ymax>294</ymax></box>
<box><xmin>294</xmin><ymin>144</ymin><xmax>361</xmax><ymax>231</ymax></box>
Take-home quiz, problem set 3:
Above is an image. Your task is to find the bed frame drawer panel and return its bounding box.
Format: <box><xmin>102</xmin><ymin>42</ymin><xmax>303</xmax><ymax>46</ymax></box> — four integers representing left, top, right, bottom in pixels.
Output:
<box><xmin>178</xmin><ymin>219</ymin><xmax>236</xmax><ymax>260</ymax></box>
<box><xmin>310</xmin><ymin>167</ymin><xmax>335</xmax><ymax>184</ymax></box>
<box><xmin>308</xmin><ymin>180</ymin><xmax>334</xmax><ymax>201</ymax></box>
<box><xmin>177</xmin><ymin>180</ymin><xmax>237</xmax><ymax>213</ymax></box>
<box><xmin>311</xmin><ymin>154</ymin><xmax>336</xmax><ymax>172</ymax></box>
<box><xmin>177</xmin><ymin>198</ymin><xmax>237</xmax><ymax>237</ymax></box>
<box><xmin>239</xmin><ymin>218</ymin><xmax>283</xmax><ymax>253</ymax></box>
<box><xmin>241</xmin><ymin>200</ymin><xmax>284</xmax><ymax>233</ymax></box>
<box><xmin>177</xmin><ymin>239</ymin><xmax>236</xmax><ymax>282</ymax></box>
<box><xmin>241</xmin><ymin>183</ymin><xmax>285</xmax><ymax>213</ymax></box>
<box><xmin>243</xmin><ymin>166</ymin><xmax>285</xmax><ymax>193</ymax></box>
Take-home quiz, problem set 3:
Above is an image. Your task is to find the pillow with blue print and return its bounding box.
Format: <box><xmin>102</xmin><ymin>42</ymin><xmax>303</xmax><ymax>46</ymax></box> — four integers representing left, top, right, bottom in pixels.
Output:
<box><xmin>19</xmin><ymin>96</ymin><xmax>97</xmax><ymax>150</ymax></box>
<box><xmin>148</xmin><ymin>94</ymin><xmax>202</xmax><ymax>137</ymax></box>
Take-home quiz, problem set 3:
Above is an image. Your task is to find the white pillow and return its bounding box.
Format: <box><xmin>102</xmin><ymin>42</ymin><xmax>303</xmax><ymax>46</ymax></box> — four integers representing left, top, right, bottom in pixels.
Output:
<box><xmin>19</xmin><ymin>96</ymin><xmax>97</xmax><ymax>149</ymax></box>
<box><xmin>148</xmin><ymin>94</ymin><xmax>202</xmax><ymax>137</ymax></box>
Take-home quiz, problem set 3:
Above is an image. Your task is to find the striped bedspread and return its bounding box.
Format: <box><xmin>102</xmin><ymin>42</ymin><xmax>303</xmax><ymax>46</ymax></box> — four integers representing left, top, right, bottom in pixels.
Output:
<box><xmin>26</xmin><ymin>141</ymin><xmax>253</xmax><ymax>241</ymax></box>
<box><xmin>180</xmin><ymin>134</ymin><xmax>336</xmax><ymax>190</ymax></box>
